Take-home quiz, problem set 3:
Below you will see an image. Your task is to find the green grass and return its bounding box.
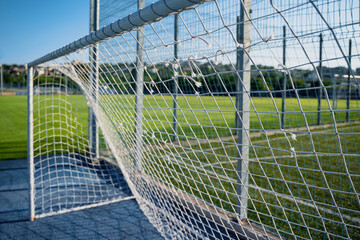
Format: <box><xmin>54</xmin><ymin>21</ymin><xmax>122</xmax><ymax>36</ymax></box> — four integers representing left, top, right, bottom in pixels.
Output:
<box><xmin>1</xmin><ymin>94</ymin><xmax>359</xmax><ymax>239</ymax></box>
<box><xmin>0</xmin><ymin>96</ymin><xmax>27</xmax><ymax>160</ymax></box>
<box><xmin>1</xmin><ymin>95</ymin><xmax>359</xmax><ymax>161</ymax></box>
<box><xmin>146</xmin><ymin>124</ymin><xmax>360</xmax><ymax>239</ymax></box>
<box><xmin>0</xmin><ymin>95</ymin><xmax>90</xmax><ymax>160</ymax></box>
<box><xmin>112</xmin><ymin>95</ymin><xmax>360</xmax><ymax>142</ymax></box>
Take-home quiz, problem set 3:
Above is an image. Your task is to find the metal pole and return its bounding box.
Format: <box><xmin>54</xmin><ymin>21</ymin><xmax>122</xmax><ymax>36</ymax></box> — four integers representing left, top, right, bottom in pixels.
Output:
<box><xmin>346</xmin><ymin>39</ymin><xmax>352</xmax><ymax>122</ymax></box>
<box><xmin>27</xmin><ymin>66</ymin><xmax>35</xmax><ymax>221</ymax></box>
<box><xmin>134</xmin><ymin>0</ymin><xmax>145</xmax><ymax>170</ymax></box>
<box><xmin>172</xmin><ymin>14</ymin><xmax>179</xmax><ymax>142</ymax></box>
<box><xmin>0</xmin><ymin>64</ymin><xmax>3</xmax><ymax>96</ymax></box>
<box><xmin>317</xmin><ymin>33</ymin><xmax>323</xmax><ymax>125</ymax></box>
<box><xmin>28</xmin><ymin>0</ymin><xmax>204</xmax><ymax>67</ymax></box>
<box><xmin>23</xmin><ymin>71</ymin><xmax>26</xmax><ymax>90</ymax></box>
<box><xmin>235</xmin><ymin>0</ymin><xmax>251</xmax><ymax>220</ymax></box>
<box><xmin>329</xmin><ymin>36</ymin><xmax>336</xmax><ymax>111</ymax></box>
<box><xmin>332</xmin><ymin>76</ymin><xmax>336</xmax><ymax>110</ymax></box>
<box><xmin>281</xmin><ymin>25</ymin><xmax>286</xmax><ymax>129</ymax></box>
<box><xmin>89</xmin><ymin>0</ymin><xmax>99</xmax><ymax>158</ymax></box>
<box><xmin>65</xmin><ymin>75</ymin><xmax>68</xmax><ymax>95</ymax></box>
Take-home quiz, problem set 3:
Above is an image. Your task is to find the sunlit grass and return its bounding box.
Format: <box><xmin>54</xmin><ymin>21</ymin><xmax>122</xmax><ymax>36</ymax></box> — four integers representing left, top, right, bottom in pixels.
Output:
<box><xmin>1</xmin><ymin>94</ymin><xmax>359</xmax><ymax>239</ymax></box>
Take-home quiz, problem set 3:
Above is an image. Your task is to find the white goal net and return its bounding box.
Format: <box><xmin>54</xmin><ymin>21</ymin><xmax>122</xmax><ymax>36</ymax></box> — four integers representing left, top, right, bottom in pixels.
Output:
<box><xmin>29</xmin><ymin>68</ymin><xmax>133</xmax><ymax>219</ymax></box>
<box><xmin>28</xmin><ymin>0</ymin><xmax>360</xmax><ymax>239</ymax></box>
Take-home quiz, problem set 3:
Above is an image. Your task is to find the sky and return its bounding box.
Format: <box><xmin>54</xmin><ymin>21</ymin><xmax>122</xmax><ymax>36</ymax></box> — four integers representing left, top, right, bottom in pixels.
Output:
<box><xmin>0</xmin><ymin>0</ymin><xmax>89</xmax><ymax>65</ymax></box>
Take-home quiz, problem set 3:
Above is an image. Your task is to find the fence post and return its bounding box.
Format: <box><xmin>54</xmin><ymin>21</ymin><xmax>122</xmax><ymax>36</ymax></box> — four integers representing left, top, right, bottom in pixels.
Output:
<box><xmin>134</xmin><ymin>0</ymin><xmax>145</xmax><ymax>170</ymax></box>
<box><xmin>332</xmin><ymin>77</ymin><xmax>336</xmax><ymax>111</ymax></box>
<box><xmin>317</xmin><ymin>33</ymin><xmax>323</xmax><ymax>125</ymax></box>
<box><xmin>65</xmin><ymin>75</ymin><xmax>68</xmax><ymax>95</ymax></box>
<box><xmin>27</xmin><ymin>66</ymin><xmax>35</xmax><ymax>221</ymax></box>
<box><xmin>89</xmin><ymin>0</ymin><xmax>99</xmax><ymax>158</ymax></box>
<box><xmin>23</xmin><ymin>71</ymin><xmax>26</xmax><ymax>89</ymax></box>
<box><xmin>235</xmin><ymin>0</ymin><xmax>251</xmax><ymax>220</ymax></box>
<box><xmin>346</xmin><ymin>39</ymin><xmax>352</xmax><ymax>122</ymax></box>
<box><xmin>281</xmin><ymin>25</ymin><xmax>286</xmax><ymax>129</ymax></box>
<box><xmin>172</xmin><ymin>14</ymin><xmax>179</xmax><ymax>142</ymax></box>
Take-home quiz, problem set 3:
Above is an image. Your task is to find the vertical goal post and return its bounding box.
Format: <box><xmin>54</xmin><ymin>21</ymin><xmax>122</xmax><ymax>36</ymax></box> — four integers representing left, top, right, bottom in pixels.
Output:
<box><xmin>235</xmin><ymin>0</ymin><xmax>251</xmax><ymax>221</ymax></box>
<box><xmin>89</xmin><ymin>0</ymin><xmax>100</xmax><ymax>158</ymax></box>
<box><xmin>27</xmin><ymin>66</ymin><xmax>35</xmax><ymax>221</ymax></box>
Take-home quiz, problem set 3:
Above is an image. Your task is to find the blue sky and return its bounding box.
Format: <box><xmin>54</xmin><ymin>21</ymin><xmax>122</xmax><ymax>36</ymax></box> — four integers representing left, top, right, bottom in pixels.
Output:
<box><xmin>0</xmin><ymin>0</ymin><xmax>89</xmax><ymax>65</ymax></box>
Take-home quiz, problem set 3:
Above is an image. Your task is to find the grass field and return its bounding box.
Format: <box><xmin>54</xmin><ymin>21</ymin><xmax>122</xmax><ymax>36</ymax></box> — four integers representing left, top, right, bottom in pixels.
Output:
<box><xmin>1</xmin><ymin>94</ymin><xmax>359</xmax><ymax>160</ymax></box>
<box><xmin>0</xmin><ymin>96</ymin><xmax>27</xmax><ymax>160</ymax></box>
<box><xmin>148</xmin><ymin>123</ymin><xmax>360</xmax><ymax>239</ymax></box>
<box><xmin>1</xmin><ymin>94</ymin><xmax>359</xmax><ymax>239</ymax></box>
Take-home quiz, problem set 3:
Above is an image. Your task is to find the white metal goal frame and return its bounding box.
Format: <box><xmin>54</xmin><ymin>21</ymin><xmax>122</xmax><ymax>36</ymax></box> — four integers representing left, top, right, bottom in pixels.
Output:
<box><xmin>27</xmin><ymin>0</ymin><xmax>360</xmax><ymax>239</ymax></box>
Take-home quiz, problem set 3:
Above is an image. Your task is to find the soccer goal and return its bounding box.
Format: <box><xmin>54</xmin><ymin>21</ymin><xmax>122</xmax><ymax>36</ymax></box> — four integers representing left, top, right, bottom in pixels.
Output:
<box><xmin>28</xmin><ymin>0</ymin><xmax>360</xmax><ymax>239</ymax></box>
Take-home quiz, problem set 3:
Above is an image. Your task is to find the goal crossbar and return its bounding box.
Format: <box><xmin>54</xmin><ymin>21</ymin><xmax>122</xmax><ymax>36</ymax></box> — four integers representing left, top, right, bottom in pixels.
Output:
<box><xmin>28</xmin><ymin>0</ymin><xmax>204</xmax><ymax>67</ymax></box>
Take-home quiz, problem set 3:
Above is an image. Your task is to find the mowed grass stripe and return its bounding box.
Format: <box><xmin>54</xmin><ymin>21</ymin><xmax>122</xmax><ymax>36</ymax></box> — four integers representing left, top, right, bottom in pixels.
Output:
<box><xmin>1</xmin><ymin>95</ymin><xmax>359</xmax><ymax>161</ymax></box>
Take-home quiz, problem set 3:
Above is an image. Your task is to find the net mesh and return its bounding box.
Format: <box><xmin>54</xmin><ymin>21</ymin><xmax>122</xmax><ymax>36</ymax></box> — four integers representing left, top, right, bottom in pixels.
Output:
<box><xmin>31</xmin><ymin>0</ymin><xmax>360</xmax><ymax>239</ymax></box>
<box><xmin>32</xmin><ymin>69</ymin><xmax>133</xmax><ymax>218</ymax></box>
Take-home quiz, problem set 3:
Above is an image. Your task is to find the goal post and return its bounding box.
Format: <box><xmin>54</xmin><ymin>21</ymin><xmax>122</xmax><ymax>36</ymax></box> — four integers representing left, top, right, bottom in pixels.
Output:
<box><xmin>27</xmin><ymin>65</ymin><xmax>35</xmax><ymax>221</ymax></box>
<box><xmin>89</xmin><ymin>0</ymin><xmax>100</xmax><ymax>158</ymax></box>
<box><xmin>27</xmin><ymin>66</ymin><xmax>134</xmax><ymax>220</ymax></box>
<box><xmin>27</xmin><ymin>0</ymin><xmax>360</xmax><ymax>239</ymax></box>
<box><xmin>235</xmin><ymin>0</ymin><xmax>251</xmax><ymax>221</ymax></box>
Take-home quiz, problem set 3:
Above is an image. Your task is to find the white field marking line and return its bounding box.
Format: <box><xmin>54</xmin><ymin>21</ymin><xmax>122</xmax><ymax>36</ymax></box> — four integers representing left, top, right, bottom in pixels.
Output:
<box><xmin>175</xmin><ymin>134</ymin><xmax>299</xmax><ymax>156</ymax></box>
<box><xmin>141</xmin><ymin>124</ymin><xmax>358</xmax><ymax>184</ymax></box>
<box><xmin>153</xmin><ymin>120</ymin><xmax>360</xmax><ymax>152</ymax></box>
<box><xmin>155</xmin><ymin>134</ymin><xmax>296</xmax><ymax>159</ymax></box>
<box><xmin>132</xmin><ymin>122</ymin><xmax>360</xmax><ymax>170</ymax></box>
<box><xmin>160</xmin><ymin>124</ymin><xmax>356</xmax><ymax>160</ymax></box>
<box><xmin>200</xmin><ymin>154</ymin><xmax>315</xmax><ymax>168</ymax></box>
